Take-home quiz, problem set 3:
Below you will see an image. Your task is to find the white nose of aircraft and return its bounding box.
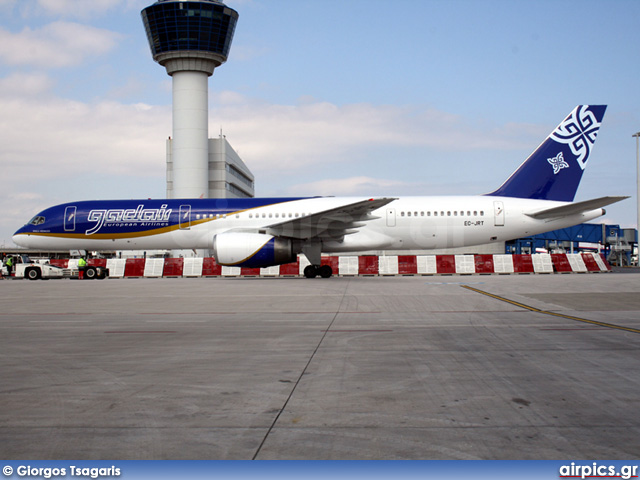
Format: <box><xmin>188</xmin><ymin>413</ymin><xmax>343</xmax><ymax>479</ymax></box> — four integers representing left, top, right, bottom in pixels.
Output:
<box><xmin>12</xmin><ymin>224</ymin><xmax>33</xmax><ymax>248</ymax></box>
<box><xmin>12</xmin><ymin>234</ymin><xmax>28</xmax><ymax>248</ymax></box>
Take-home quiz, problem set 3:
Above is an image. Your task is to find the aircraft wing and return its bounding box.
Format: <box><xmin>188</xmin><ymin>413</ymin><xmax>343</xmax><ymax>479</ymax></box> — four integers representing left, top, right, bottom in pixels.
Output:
<box><xmin>264</xmin><ymin>197</ymin><xmax>397</xmax><ymax>240</ymax></box>
<box><xmin>525</xmin><ymin>196</ymin><xmax>628</xmax><ymax>219</ymax></box>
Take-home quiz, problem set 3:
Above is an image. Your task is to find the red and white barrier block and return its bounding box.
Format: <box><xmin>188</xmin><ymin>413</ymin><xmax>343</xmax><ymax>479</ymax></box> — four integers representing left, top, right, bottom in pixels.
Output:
<box><xmin>92</xmin><ymin>252</ymin><xmax>610</xmax><ymax>278</ymax></box>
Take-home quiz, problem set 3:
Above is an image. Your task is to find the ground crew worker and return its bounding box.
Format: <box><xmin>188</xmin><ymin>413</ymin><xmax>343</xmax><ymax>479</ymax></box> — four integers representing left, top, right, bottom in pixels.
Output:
<box><xmin>5</xmin><ymin>256</ymin><xmax>14</xmax><ymax>276</ymax></box>
<box><xmin>78</xmin><ymin>256</ymin><xmax>87</xmax><ymax>277</ymax></box>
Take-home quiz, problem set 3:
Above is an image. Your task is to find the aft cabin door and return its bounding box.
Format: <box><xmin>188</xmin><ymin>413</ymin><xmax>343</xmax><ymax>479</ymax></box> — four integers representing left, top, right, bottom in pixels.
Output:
<box><xmin>386</xmin><ymin>208</ymin><xmax>396</xmax><ymax>227</ymax></box>
<box><xmin>493</xmin><ymin>201</ymin><xmax>505</xmax><ymax>227</ymax></box>
<box><xmin>64</xmin><ymin>206</ymin><xmax>77</xmax><ymax>232</ymax></box>
<box><xmin>179</xmin><ymin>205</ymin><xmax>191</xmax><ymax>230</ymax></box>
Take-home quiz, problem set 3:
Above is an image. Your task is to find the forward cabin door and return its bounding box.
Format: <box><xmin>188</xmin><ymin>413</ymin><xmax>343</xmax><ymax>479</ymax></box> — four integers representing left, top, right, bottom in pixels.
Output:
<box><xmin>493</xmin><ymin>201</ymin><xmax>505</xmax><ymax>227</ymax></box>
<box><xmin>64</xmin><ymin>206</ymin><xmax>77</xmax><ymax>232</ymax></box>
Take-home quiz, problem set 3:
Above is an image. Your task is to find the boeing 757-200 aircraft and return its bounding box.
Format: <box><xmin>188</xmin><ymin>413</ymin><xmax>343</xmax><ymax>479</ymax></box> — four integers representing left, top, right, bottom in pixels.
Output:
<box><xmin>13</xmin><ymin>105</ymin><xmax>627</xmax><ymax>278</ymax></box>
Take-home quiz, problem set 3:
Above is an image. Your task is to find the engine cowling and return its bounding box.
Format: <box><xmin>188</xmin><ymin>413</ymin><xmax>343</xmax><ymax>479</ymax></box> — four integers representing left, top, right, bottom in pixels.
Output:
<box><xmin>212</xmin><ymin>232</ymin><xmax>296</xmax><ymax>268</ymax></box>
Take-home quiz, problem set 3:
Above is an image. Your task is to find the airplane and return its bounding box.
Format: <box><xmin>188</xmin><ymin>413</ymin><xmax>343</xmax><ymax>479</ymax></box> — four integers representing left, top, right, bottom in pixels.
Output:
<box><xmin>13</xmin><ymin>105</ymin><xmax>627</xmax><ymax>278</ymax></box>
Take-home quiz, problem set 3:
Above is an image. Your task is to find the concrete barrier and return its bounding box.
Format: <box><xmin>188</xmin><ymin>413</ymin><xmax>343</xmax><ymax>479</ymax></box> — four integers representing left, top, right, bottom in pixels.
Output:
<box><xmin>58</xmin><ymin>253</ymin><xmax>610</xmax><ymax>278</ymax></box>
<box><xmin>163</xmin><ymin>258</ymin><xmax>184</xmax><ymax>277</ymax></box>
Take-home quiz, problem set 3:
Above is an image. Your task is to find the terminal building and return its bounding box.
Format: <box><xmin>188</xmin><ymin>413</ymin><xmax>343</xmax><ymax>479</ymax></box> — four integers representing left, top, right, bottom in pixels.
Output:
<box><xmin>166</xmin><ymin>134</ymin><xmax>254</xmax><ymax>199</ymax></box>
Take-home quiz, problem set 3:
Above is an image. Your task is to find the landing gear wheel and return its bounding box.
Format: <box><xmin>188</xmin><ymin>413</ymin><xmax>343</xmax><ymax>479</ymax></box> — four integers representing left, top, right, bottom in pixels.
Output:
<box><xmin>304</xmin><ymin>265</ymin><xmax>317</xmax><ymax>278</ymax></box>
<box><xmin>304</xmin><ymin>264</ymin><xmax>333</xmax><ymax>278</ymax></box>
<box><xmin>318</xmin><ymin>265</ymin><xmax>333</xmax><ymax>278</ymax></box>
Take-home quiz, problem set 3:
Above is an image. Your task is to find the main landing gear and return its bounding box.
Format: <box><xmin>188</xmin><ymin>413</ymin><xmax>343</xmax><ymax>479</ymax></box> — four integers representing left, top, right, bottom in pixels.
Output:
<box><xmin>303</xmin><ymin>264</ymin><xmax>333</xmax><ymax>278</ymax></box>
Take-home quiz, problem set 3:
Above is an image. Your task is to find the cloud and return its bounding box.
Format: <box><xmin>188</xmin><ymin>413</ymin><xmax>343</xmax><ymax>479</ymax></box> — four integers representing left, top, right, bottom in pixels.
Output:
<box><xmin>0</xmin><ymin>74</ymin><xmax>169</xmax><ymax>181</ymax></box>
<box><xmin>0</xmin><ymin>72</ymin><xmax>53</xmax><ymax>96</ymax></box>
<box><xmin>229</xmin><ymin>44</ymin><xmax>271</xmax><ymax>62</ymax></box>
<box><xmin>37</xmin><ymin>0</ymin><xmax>123</xmax><ymax>16</ymax></box>
<box><xmin>210</xmin><ymin>92</ymin><xmax>537</xmax><ymax>172</ymax></box>
<box><xmin>0</xmin><ymin>21</ymin><xmax>122</xmax><ymax>68</ymax></box>
<box><xmin>11</xmin><ymin>0</ymin><xmax>148</xmax><ymax>19</ymax></box>
<box><xmin>286</xmin><ymin>176</ymin><xmax>416</xmax><ymax>197</ymax></box>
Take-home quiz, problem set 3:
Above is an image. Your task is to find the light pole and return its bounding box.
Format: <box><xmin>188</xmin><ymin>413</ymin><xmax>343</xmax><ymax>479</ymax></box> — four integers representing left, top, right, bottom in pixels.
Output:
<box><xmin>634</xmin><ymin>132</ymin><xmax>640</xmax><ymax>263</ymax></box>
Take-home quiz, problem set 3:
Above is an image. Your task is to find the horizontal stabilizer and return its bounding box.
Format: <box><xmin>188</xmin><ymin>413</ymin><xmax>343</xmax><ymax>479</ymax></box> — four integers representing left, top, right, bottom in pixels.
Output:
<box><xmin>525</xmin><ymin>196</ymin><xmax>628</xmax><ymax>219</ymax></box>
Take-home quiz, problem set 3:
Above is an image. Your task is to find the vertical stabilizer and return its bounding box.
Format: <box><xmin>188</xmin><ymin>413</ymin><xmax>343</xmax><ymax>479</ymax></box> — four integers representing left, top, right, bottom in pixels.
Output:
<box><xmin>488</xmin><ymin>105</ymin><xmax>606</xmax><ymax>201</ymax></box>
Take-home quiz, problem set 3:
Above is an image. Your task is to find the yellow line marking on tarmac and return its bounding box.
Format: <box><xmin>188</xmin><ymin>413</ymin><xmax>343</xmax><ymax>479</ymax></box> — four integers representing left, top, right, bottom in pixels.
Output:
<box><xmin>461</xmin><ymin>285</ymin><xmax>640</xmax><ymax>335</ymax></box>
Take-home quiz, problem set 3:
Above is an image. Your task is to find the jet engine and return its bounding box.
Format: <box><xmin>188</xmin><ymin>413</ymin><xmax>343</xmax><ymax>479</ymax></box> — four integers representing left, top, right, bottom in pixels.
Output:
<box><xmin>212</xmin><ymin>232</ymin><xmax>297</xmax><ymax>268</ymax></box>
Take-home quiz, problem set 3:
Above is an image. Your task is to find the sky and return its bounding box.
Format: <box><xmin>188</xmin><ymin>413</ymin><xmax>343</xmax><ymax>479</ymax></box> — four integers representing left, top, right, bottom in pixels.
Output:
<box><xmin>1</xmin><ymin>0</ymin><xmax>640</xmax><ymax>247</ymax></box>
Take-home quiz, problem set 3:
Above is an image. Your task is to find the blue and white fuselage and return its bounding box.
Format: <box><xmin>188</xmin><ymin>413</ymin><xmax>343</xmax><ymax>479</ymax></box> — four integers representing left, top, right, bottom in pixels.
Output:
<box><xmin>12</xmin><ymin>195</ymin><xmax>609</xmax><ymax>251</ymax></box>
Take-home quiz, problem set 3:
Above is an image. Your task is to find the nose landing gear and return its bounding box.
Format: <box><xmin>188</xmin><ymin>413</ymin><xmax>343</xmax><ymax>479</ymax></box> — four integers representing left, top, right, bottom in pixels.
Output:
<box><xmin>303</xmin><ymin>264</ymin><xmax>333</xmax><ymax>278</ymax></box>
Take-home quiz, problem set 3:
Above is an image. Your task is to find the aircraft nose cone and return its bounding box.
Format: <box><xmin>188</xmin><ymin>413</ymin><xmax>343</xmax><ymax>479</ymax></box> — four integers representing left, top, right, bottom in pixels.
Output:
<box><xmin>12</xmin><ymin>234</ymin><xmax>26</xmax><ymax>247</ymax></box>
<box><xmin>12</xmin><ymin>226</ymin><xmax>30</xmax><ymax>247</ymax></box>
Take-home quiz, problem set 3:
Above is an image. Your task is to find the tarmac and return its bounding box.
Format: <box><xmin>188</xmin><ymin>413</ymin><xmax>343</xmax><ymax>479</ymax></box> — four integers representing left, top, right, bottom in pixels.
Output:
<box><xmin>1</xmin><ymin>270</ymin><xmax>639</xmax><ymax>460</ymax></box>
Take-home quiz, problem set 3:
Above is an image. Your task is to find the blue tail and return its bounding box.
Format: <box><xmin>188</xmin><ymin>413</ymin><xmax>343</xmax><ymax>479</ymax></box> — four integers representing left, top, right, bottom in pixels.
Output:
<box><xmin>488</xmin><ymin>105</ymin><xmax>606</xmax><ymax>201</ymax></box>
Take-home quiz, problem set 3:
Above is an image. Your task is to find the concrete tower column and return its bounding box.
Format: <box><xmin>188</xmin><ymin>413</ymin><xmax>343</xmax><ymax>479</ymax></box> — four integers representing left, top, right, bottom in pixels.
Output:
<box><xmin>171</xmin><ymin>70</ymin><xmax>209</xmax><ymax>198</ymax></box>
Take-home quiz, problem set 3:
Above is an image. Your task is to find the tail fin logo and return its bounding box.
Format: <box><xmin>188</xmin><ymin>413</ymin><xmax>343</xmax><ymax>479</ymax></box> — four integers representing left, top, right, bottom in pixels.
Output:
<box><xmin>547</xmin><ymin>152</ymin><xmax>569</xmax><ymax>174</ymax></box>
<box><xmin>550</xmin><ymin>105</ymin><xmax>601</xmax><ymax>170</ymax></box>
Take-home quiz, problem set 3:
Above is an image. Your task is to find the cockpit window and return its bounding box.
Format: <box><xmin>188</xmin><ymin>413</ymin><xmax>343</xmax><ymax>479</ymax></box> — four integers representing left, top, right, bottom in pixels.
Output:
<box><xmin>29</xmin><ymin>216</ymin><xmax>45</xmax><ymax>226</ymax></box>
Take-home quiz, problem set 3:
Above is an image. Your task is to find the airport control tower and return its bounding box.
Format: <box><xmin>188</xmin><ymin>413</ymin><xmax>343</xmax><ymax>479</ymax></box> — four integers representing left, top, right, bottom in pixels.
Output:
<box><xmin>141</xmin><ymin>0</ymin><xmax>239</xmax><ymax>199</ymax></box>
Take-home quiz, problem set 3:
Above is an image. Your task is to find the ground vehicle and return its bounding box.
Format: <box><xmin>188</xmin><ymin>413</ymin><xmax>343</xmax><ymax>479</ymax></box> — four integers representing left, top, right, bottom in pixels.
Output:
<box><xmin>3</xmin><ymin>255</ymin><xmax>109</xmax><ymax>280</ymax></box>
